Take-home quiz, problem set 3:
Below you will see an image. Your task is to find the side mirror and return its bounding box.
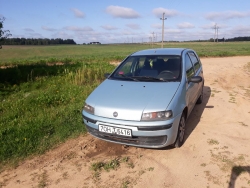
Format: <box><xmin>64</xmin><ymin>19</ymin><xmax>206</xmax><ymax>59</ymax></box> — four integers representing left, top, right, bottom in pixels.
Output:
<box><xmin>104</xmin><ymin>73</ymin><xmax>110</xmax><ymax>78</ymax></box>
<box><xmin>189</xmin><ymin>76</ymin><xmax>202</xmax><ymax>83</ymax></box>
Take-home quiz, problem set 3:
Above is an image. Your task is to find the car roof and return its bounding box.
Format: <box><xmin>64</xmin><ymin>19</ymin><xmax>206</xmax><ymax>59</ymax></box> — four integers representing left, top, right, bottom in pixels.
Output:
<box><xmin>131</xmin><ymin>48</ymin><xmax>188</xmax><ymax>56</ymax></box>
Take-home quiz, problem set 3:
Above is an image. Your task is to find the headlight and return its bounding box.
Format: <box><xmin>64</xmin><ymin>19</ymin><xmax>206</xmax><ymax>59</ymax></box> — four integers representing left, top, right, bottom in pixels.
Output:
<box><xmin>141</xmin><ymin>110</ymin><xmax>173</xmax><ymax>121</ymax></box>
<box><xmin>83</xmin><ymin>103</ymin><xmax>94</xmax><ymax>114</ymax></box>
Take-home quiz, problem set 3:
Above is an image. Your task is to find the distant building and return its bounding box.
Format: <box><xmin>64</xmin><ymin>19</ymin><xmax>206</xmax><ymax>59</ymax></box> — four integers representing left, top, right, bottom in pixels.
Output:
<box><xmin>88</xmin><ymin>42</ymin><xmax>101</xmax><ymax>45</ymax></box>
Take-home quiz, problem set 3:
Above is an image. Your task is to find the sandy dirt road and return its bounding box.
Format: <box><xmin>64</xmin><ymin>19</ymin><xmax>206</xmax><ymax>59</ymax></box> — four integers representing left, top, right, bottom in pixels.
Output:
<box><xmin>1</xmin><ymin>56</ymin><xmax>250</xmax><ymax>188</ymax></box>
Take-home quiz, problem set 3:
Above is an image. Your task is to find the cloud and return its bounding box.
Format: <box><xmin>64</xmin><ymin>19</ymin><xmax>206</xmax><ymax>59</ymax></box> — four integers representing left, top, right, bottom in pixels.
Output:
<box><xmin>106</xmin><ymin>5</ymin><xmax>140</xmax><ymax>19</ymax></box>
<box><xmin>71</xmin><ymin>8</ymin><xmax>85</xmax><ymax>18</ymax></box>
<box><xmin>24</xmin><ymin>28</ymin><xmax>35</xmax><ymax>32</ymax></box>
<box><xmin>101</xmin><ymin>25</ymin><xmax>118</xmax><ymax>30</ymax></box>
<box><xmin>126</xmin><ymin>23</ymin><xmax>140</xmax><ymax>30</ymax></box>
<box><xmin>201</xmin><ymin>22</ymin><xmax>228</xmax><ymax>30</ymax></box>
<box><xmin>52</xmin><ymin>31</ymin><xmax>73</xmax><ymax>39</ymax></box>
<box><xmin>64</xmin><ymin>26</ymin><xmax>93</xmax><ymax>32</ymax></box>
<box><xmin>205</xmin><ymin>11</ymin><xmax>250</xmax><ymax>20</ymax></box>
<box><xmin>42</xmin><ymin>26</ymin><xmax>57</xmax><ymax>31</ymax></box>
<box><xmin>152</xmin><ymin>8</ymin><xmax>179</xmax><ymax>18</ymax></box>
<box><xmin>177</xmin><ymin>22</ymin><xmax>195</xmax><ymax>29</ymax></box>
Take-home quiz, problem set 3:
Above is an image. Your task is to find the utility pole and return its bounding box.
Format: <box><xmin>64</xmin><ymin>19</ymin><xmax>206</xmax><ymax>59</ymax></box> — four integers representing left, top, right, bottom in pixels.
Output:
<box><xmin>152</xmin><ymin>32</ymin><xmax>155</xmax><ymax>44</ymax></box>
<box><xmin>160</xmin><ymin>12</ymin><xmax>167</xmax><ymax>48</ymax></box>
<box><xmin>214</xmin><ymin>23</ymin><xmax>217</xmax><ymax>42</ymax></box>
<box><xmin>216</xmin><ymin>26</ymin><xmax>219</xmax><ymax>42</ymax></box>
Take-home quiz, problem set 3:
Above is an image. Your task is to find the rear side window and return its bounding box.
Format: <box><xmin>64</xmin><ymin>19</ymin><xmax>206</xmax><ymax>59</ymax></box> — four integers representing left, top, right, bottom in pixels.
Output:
<box><xmin>188</xmin><ymin>52</ymin><xmax>201</xmax><ymax>73</ymax></box>
<box><xmin>185</xmin><ymin>54</ymin><xmax>195</xmax><ymax>80</ymax></box>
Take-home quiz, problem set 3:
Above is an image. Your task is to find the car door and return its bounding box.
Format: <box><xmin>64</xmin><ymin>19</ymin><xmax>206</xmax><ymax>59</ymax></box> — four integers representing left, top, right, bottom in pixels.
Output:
<box><xmin>188</xmin><ymin>51</ymin><xmax>203</xmax><ymax>101</ymax></box>
<box><xmin>185</xmin><ymin>52</ymin><xmax>198</xmax><ymax>116</ymax></box>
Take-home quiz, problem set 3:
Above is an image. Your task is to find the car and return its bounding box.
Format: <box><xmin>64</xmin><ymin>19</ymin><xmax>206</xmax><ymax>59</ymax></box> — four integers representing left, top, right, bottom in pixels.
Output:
<box><xmin>82</xmin><ymin>48</ymin><xmax>204</xmax><ymax>148</ymax></box>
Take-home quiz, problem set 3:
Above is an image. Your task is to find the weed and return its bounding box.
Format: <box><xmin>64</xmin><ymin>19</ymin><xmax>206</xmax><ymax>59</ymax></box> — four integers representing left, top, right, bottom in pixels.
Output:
<box><xmin>103</xmin><ymin>158</ymin><xmax>120</xmax><ymax>172</ymax></box>
<box><xmin>91</xmin><ymin>158</ymin><xmax>120</xmax><ymax>172</ymax></box>
<box><xmin>121</xmin><ymin>180</ymin><xmax>130</xmax><ymax>188</ymax></box>
<box><xmin>207</xmin><ymin>139</ymin><xmax>219</xmax><ymax>145</ymax></box>
<box><xmin>38</xmin><ymin>170</ymin><xmax>48</xmax><ymax>188</ymax></box>
<box><xmin>147</xmin><ymin>167</ymin><xmax>154</xmax><ymax>171</ymax></box>
<box><xmin>138</xmin><ymin>170</ymin><xmax>145</xmax><ymax>176</ymax></box>
<box><xmin>127</xmin><ymin>162</ymin><xmax>135</xmax><ymax>169</ymax></box>
<box><xmin>62</xmin><ymin>172</ymin><xmax>68</xmax><ymax>179</ymax></box>
<box><xmin>201</xmin><ymin>163</ymin><xmax>207</xmax><ymax>167</ymax></box>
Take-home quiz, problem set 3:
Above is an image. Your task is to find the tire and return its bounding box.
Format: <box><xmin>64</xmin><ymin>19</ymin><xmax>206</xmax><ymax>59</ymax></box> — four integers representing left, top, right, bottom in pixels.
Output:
<box><xmin>196</xmin><ymin>85</ymin><xmax>203</xmax><ymax>104</ymax></box>
<box><xmin>174</xmin><ymin>113</ymin><xmax>186</xmax><ymax>148</ymax></box>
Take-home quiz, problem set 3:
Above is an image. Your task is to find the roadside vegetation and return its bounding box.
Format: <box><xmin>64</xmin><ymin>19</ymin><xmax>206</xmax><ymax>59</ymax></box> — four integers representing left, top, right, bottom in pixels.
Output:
<box><xmin>0</xmin><ymin>42</ymin><xmax>250</xmax><ymax>169</ymax></box>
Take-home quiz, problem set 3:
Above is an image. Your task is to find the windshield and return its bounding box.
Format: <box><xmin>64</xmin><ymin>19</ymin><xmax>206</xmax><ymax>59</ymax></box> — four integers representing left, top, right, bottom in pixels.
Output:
<box><xmin>111</xmin><ymin>55</ymin><xmax>181</xmax><ymax>82</ymax></box>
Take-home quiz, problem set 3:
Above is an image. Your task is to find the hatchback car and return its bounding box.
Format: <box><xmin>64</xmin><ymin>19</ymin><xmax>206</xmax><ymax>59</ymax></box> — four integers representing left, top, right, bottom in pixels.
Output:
<box><xmin>82</xmin><ymin>48</ymin><xmax>204</xmax><ymax>148</ymax></box>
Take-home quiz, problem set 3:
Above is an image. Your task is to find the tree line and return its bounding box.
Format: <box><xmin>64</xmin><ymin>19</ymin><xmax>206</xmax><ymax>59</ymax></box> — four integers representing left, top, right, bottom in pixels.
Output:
<box><xmin>0</xmin><ymin>38</ymin><xmax>76</xmax><ymax>45</ymax></box>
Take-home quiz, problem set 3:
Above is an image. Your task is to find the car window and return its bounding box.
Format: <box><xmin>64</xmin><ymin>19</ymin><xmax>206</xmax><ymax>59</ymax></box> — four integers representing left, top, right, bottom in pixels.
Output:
<box><xmin>185</xmin><ymin>54</ymin><xmax>195</xmax><ymax>80</ymax></box>
<box><xmin>188</xmin><ymin>52</ymin><xmax>201</xmax><ymax>73</ymax></box>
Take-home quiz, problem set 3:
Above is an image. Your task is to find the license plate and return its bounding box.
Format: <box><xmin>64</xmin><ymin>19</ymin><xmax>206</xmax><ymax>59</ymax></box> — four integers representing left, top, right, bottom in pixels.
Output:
<box><xmin>98</xmin><ymin>124</ymin><xmax>132</xmax><ymax>137</ymax></box>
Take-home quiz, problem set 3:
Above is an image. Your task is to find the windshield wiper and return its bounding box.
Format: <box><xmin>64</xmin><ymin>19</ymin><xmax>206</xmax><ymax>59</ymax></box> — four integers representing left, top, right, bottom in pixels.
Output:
<box><xmin>119</xmin><ymin>74</ymin><xmax>139</xmax><ymax>81</ymax></box>
<box><xmin>132</xmin><ymin>76</ymin><xmax>167</xmax><ymax>82</ymax></box>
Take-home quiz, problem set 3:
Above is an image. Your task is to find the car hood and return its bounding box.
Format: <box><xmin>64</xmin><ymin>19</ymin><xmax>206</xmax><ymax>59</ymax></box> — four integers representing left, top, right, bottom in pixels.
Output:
<box><xmin>85</xmin><ymin>79</ymin><xmax>180</xmax><ymax>121</ymax></box>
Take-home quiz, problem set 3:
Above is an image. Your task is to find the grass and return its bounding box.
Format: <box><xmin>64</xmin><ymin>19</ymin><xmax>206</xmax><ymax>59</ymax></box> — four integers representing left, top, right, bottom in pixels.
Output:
<box><xmin>0</xmin><ymin>61</ymin><xmax>115</xmax><ymax>168</ymax></box>
<box><xmin>1</xmin><ymin>42</ymin><xmax>250</xmax><ymax>65</ymax></box>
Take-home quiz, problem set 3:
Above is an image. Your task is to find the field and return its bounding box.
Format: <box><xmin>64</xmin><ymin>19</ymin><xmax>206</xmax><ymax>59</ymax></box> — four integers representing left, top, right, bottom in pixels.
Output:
<box><xmin>0</xmin><ymin>42</ymin><xmax>250</xmax><ymax>187</ymax></box>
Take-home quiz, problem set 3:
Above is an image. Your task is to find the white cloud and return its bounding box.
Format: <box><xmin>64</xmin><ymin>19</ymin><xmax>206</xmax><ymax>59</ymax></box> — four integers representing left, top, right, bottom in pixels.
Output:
<box><xmin>42</xmin><ymin>26</ymin><xmax>57</xmax><ymax>31</ymax></box>
<box><xmin>52</xmin><ymin>31</ymin><xmax>72</xmax><ymax>39</ymax></box>
<box><xmin>126</xmin><ymin>23</ymin><xmax>140</xmax><ymax>30</ymax></box>
<box><xmin>101</xmin><ymin>25</ymin><xmax>118</xmax><ymax>30</ymax></box>
<box><xmin>205</xmin><ymin>11</ymin><xmax>250</xmax><ymax>20</ymax></box>
<box><xmin>106</xmin><ymin>5</ymin><xmax>140</xmax><ymax>19</ymax></box>
<box><xmin>64</xmin><ymin>26</ymin><xmax>93</xmax><ymax>32</ymax></box>
<box><xmin>152</xmin><ymin>8</ymin><xmax>179</xmax><ymax>18</ymax></box>
<box><xmin>177</xmin><ymin>22</ymin><xmax>195</xmax><ymax>29</ymax></box>
<box><xmin>201</xmin><ymin>22</ymin><xmax>228</xmax><ymax>30</ymax></box>
<box><xmin>71</xmin><ymin>8</ymin><xmax>85</xmax><ymax>18</ymax></box>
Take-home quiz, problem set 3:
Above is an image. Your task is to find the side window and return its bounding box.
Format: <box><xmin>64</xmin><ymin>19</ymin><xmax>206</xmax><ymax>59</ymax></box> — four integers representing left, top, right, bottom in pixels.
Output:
<box><xmin>188</xmin><ymin>52</ymin><xmax>201</xmax><ymax>73</ymax></box>
<box><xmin>185</xmin><ymin>54</ymin><xmax>195</xmax><ymax>80</ymax></box>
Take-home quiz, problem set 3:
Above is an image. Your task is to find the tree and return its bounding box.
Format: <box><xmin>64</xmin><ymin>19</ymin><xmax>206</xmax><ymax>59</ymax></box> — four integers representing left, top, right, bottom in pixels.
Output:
<box><xmin>0</xmin><ymin>17</ymin><xmax>12</xmax><ymax>49</ymax></box>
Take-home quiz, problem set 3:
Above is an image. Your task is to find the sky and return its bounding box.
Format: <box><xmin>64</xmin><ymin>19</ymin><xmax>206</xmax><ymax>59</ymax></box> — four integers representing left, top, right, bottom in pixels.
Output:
<box><xmin>1</xmin><ymin>0</ymin><xmax>250</xmax><ymax>44</ymax></box>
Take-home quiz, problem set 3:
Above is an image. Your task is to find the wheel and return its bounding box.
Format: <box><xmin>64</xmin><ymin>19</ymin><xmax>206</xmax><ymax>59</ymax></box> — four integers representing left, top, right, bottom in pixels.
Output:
<box><xmin>196</xmin><ymin>84</ymin><xmax>203</xmax><ymax>104</ymax></box>
<box><xmin>174</xmin><ymin>113</ymin><xmax>186</xmax><ymax>148</ymax></box>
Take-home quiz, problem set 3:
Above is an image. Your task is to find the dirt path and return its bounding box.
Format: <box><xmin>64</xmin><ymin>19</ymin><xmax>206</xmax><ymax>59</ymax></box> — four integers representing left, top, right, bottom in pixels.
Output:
<box><xmin>1</xmin><ymin>56</ymin><xmax>250</xmax><ymax>188</ymax></box>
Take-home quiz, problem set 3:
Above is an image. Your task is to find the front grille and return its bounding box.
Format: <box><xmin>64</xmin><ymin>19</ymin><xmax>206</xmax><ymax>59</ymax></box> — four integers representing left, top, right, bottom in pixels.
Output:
<box><xmin>86</xmin><ymin>125</ymin><xmax>167</xmax><ymax>147</ymax></box>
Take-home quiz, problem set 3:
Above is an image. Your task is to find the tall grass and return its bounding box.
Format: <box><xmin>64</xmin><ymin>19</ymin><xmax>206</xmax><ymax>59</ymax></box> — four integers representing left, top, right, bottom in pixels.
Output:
<box><xmin>0</xmin><ymin>61</ymin><xmax>115</xmax><ymax>168</ymax></box>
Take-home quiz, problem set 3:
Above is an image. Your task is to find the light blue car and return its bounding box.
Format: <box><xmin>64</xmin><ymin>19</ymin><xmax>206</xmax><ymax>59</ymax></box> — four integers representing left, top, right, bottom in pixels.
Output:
<box><xmin>82</xmin><ymin>48</ymin><xmax>204</xmax><ymax>148</ymax></box>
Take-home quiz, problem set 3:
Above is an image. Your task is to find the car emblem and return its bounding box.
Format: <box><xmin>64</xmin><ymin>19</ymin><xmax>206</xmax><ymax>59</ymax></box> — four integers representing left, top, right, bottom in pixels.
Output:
<box><xmin>113</xmin><ymin>112</ymin><xmax>118</xmax><ymax>117</ymax></box>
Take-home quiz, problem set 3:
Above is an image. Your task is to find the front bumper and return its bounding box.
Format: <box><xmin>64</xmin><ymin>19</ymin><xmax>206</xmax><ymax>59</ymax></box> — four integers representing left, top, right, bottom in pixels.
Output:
<box><xmin>82</xmin><ymin>111</ymin><xmax>182</xmax><ymax>148</ymax></box>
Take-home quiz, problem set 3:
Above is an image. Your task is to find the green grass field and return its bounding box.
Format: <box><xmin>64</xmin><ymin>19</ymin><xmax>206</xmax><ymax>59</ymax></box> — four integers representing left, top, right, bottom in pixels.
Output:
<box><xmin>1</xmin><ymin>42</ymin><xmax>250</xmax><ymax>65</ymax></box>
<box><xmin>0</xmin><ymin>42</ymin><xmax>250</xmax><ymax>169</ymax></box>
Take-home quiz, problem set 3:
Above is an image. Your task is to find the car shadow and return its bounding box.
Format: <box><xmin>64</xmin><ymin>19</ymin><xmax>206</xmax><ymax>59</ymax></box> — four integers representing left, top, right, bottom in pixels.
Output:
<box><xmin>184</xmin><ymin>85</ymin><xmax>212</xmax><ymax>143</ymax></box>
<box><xmin>228</xmin><ymin>166</ymin><xmax>250</xmax><ymax>188</ymax></box>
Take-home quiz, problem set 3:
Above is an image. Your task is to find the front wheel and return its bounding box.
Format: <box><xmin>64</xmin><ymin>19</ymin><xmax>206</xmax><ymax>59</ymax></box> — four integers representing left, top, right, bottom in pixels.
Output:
<box><xmin>174</xmin><ymin>113</ymin><xmax>186</xmax><ymax>148</ymax></box>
